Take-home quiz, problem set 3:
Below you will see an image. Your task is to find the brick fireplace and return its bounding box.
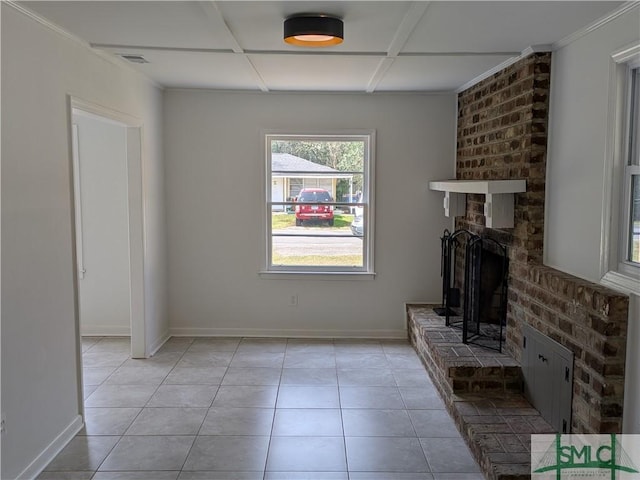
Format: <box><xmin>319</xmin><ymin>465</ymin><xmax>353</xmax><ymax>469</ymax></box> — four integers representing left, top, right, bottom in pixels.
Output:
<box><xmin>424</xmin><ymin>51</ymin><xmax>630</xmax><ymax>436</ymax></box>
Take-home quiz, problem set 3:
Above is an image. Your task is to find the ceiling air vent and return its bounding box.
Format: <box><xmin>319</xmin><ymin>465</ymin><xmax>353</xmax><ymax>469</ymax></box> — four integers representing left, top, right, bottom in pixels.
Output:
<box><xmin>118</xmin><ymin>54</ymin><xmax>149</xmax><ymax>64</ymax></box>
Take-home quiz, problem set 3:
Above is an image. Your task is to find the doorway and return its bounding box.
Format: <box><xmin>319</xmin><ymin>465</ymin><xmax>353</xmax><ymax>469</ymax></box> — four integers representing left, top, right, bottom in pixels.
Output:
<box><xmin>70</xmin><ymin>98</ymin><xmax>145</xmax><ymax>359</ymax></box>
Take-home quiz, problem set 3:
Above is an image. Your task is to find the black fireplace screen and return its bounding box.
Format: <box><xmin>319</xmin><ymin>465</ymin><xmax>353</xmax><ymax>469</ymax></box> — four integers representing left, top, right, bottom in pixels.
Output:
<box><xmin>434</xmin><ymin>229</ymin><xmax>508</xmax><ymax>352</ymax></box>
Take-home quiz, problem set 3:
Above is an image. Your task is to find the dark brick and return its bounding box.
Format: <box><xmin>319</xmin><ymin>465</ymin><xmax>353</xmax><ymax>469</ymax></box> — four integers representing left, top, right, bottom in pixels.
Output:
<box><xmin>599</xmin><ymin>421</ymin><xmax>622</xmax><ymax>434</ymax></box>
<box><xmin>601</xmin><ymin>402</ymin><xmax>623</xmax><ymax>417</ymax></box>
<box><xmin>453</xmin><ymin>379</ymin><xmax>470</xmax><ymax>391</ymax></box>
<box><xmin>590</xmin><ymin>315</ymin><xmax>621</xmax><ymax>336</ymax></box>
<box><xmin>604</xmin><ymin>363</ymin><xmax>624</xmax><ymax>376</ymax></box>
<box><xmin>603</xmin><ymin>340</ymin><xmax>622</xmax><ymax>357</ymax></box>
<box><xmin>558</xmin><ymin>317</ymin><xmax>573</xmax><ymax>334</ymax></box>
<box><xmin>584</xmin><ymin>352</ymin><xmax>605</xmax><ymax>376</ymax></box>
<box><xmin>450</xmin><ymin>366</ymin><xmax>477</xmax><ymax>378</ymax></box>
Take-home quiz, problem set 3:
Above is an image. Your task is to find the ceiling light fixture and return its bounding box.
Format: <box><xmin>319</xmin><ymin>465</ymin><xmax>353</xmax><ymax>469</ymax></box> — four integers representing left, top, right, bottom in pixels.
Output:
<box><xmin>284</xmin><ymin>14</ymin><xmax>343</xmax><ymax>47</ymax></box>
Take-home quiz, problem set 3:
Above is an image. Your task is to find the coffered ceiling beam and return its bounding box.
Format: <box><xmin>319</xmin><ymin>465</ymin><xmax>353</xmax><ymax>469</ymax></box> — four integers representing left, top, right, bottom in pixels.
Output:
<box><xmin>366</xmin><ymin>1</ymin><xmax>431</xmax><ymax>92</ymax></box>
<box><xmin>198</xmin><ymin>1</ymin><xmax>269</xmax><ymax>92</ymax></box>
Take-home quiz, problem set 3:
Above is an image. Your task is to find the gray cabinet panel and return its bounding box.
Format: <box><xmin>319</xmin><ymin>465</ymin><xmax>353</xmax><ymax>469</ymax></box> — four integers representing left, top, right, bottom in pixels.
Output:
<box><xmin>522</xmin><ymin>324</ymin><xmax>573</xmax><ymax>433</ymax></box>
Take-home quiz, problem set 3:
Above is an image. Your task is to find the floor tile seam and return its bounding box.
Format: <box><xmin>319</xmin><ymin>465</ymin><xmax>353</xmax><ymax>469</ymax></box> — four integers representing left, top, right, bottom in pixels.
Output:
<box><xmin>93</xmin><ymin>468</ymin><xmax>183</xmax><ymax>473</ymax></box>
<box><xmin>263</xmin><ymin>373</ymin><xmax>284</xmax><ymax>477</ymax></box>
<box><xmin>285</xmin><ymin>336</ymin><xmax>336</xmax><ymax>345</ymax></box>
<box><xmin>138</xmin><ymin>337</ymin><xmax>192</xmax><ymax>399</ymax></box>
<box><xmin>95</xmin><ymin>434</ymin><xmax>273</xmax><ymax>445</ymax></box>
<box><xmin>81</xmin><ymin>337</ymin><xmax>101</xmax><ymax>354</ymax></box>
<box><xmin>118</xmin><ymin>403</ymin><xmax>151</xmax><ymax>437</ymax></box>
<box><xmin>416</xmin><ymin>437</ymin><xmax>436</xmax><ymax>475</ymax></box>
<box><xmin>405</xmin><ymin>409</ymin><xmax>426</xmax><ymax>438</ymax></box>
<box><xmin>337</xmin><ymin>378</ymin><xmax>350</xmax><ymax>479</ymax></box>
<box><xmin>140</xmin><ymin>347</ymin><xmax>212</xmax><ymax>411</ymax></box>
<box><xmin>84</xmin><ymin>352</ymin><xmax>129</xmax><ymax>379</ymax></box>
<box><xmin>343</xmin><ymin>437</ymin><xmax>433</xmax><ymax>475</ymax></box>
<box><xmin>88</xmin><ymin>432</ymin><xmax>125</xmax><ymax>475</ymax></box>
<box><xmin>104</xmin><ymin>430</ymin><xmax>199</xmax><ymax>438</ymax></box>
<box><xmin>176</xmin><ymin>434</ymin><xmax>198</xmax><ymax>474</ymax></box>
<box><xmin>148</xmin><ymin>401</ymin><xmax>210</xmax><ymax>439</ymax></box>
<box><xmin>109</xmin><ymin>431</ymin><xmax>205</xmax><ymax>437</ymax></box>
<box><xmin>185</xmin><ymin>335</ymin><xmax>242</xmax><ymax>357</ymax></box>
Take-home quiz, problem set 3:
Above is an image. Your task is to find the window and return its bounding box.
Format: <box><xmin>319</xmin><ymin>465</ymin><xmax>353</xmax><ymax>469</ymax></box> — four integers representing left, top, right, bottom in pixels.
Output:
<box><xmin>623</xmin><ymin>66</ymin><xmax>640</xmax><ymax>266</ymax></box>
<box><xmin>263</xmin><ymin>132</ymin><xmax>375</xmax><ymax>275</ymax></box>
<box><xmin>602</xmin><ymin>44</ymin><xmax>640</xmax><ymax>295</ymax></box>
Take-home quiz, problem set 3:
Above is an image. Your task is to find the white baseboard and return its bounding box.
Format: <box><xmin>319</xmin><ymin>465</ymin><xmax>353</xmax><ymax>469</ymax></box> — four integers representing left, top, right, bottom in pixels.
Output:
<box><xmin>148</xmin><ymin>331</ymin><xmax>171</xmax><ymax>356</ymax></box>
<box><xmin>16</xmin><ymin>415</ymin><xmax>84</xmax><ymax>480</ymax></box>
<box><xmin>80</xmin><ymin>325</ymin><xmax>130</xmax><ymax>336</ymax></box>
<box><xmin>169</xmin><ymin>327</ymin><xmax>407</xmax><ymax>339</ymax></box>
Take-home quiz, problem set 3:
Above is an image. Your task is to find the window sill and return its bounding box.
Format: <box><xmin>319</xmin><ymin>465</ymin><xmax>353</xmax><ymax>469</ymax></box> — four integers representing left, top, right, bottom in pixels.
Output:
<box><xmin>259</xmin><ymin>271</ymin><xmax>376</xmax><ymax>281</ymax></box>
<box><xmin>601</xmin><ymin>270</ymin><xmax>640</xmax><ymax>296</ymax></box>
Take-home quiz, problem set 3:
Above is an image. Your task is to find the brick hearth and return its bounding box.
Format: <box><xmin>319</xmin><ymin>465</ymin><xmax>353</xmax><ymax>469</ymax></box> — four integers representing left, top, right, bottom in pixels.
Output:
<box><xmin>408</xmin><ymin>304</ymin><xmax>555</xmax><ymax>480</ymax></box>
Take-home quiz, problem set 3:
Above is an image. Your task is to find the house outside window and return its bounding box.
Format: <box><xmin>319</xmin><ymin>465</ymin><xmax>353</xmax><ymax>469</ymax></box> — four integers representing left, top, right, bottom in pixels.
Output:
<box><xmin>263</xmin><ymin>132</ymin><xmax>375</xmax><ymax>275</ymax></box>
<box><xmin>270</xmin><ymin>153</ymin><xmax>351</xmax><ymax>212</ymax></box>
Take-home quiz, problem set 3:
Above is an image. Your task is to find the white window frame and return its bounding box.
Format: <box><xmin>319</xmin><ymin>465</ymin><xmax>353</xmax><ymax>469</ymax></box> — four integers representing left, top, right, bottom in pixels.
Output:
<box><xmin>601</xmin><ymin>42</ymin><xmax>640</xmax><ymax>295</ymax></box>
<box><xmin>261</xmin><ymin>131</ymin><xmax>376</xmax><ymax>277</ymax></box>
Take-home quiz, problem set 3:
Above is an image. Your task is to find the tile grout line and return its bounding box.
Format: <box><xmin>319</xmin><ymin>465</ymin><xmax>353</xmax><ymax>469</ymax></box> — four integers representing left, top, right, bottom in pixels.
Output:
<box><xmin>336</xmin><ymin>341</ymin><xmax>349</xmax><ymax>475</ymax></box>
<box><xmin>261</xmin><ymin>337</ymin><xmax>286</xmax><ymax>478</ymax></box>
<box><xmin>176</xmin><ymin>337</ymin><xmax>210</xmax><ymax>476</ymax></box>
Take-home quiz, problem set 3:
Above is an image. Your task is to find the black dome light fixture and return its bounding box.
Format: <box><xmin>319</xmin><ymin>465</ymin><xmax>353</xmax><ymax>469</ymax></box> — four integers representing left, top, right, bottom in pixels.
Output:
<box><xmin>284</xmin><ymin>14</ymin><xmax>344</xmax><ymax>47</ymax></box>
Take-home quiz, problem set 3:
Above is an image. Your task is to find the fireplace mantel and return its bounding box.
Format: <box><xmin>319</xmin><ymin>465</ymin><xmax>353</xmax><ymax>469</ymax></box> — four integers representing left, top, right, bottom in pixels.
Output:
<box><xmin>429</xmin><ymin>179</ymin><xmax>526</xmax><ymax>228</ymax></box>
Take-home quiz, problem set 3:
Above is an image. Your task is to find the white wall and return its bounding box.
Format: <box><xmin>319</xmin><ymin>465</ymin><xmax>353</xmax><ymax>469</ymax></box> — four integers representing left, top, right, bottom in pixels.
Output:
<box><xmin>544</xmin><ymin>5</ymin><xmax>640</xmax><ymax>434</ymax></box>
<box><xmin>545</xmin><ymin>6</ymin><xmax>640</xmax><ymax>282</ymax></box>
<box><xmin>0</xmin><ymin>4</ymin><xmax>167</xmax><ymax>478</ymax></box>
<box><xmin>164</xmin><ymin>90</ymin><xmax>455</xmax><ymax>337</ymax></box>
<box><xmin>74</xmin><ymin>113</ymin><xmax>131</xmax><ymax>336</ymax></box>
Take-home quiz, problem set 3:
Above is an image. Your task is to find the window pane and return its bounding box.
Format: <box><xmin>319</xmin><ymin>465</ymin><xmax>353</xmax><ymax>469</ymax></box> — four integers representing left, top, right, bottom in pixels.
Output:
<box><xmin>629</xmin><ymin>174</ymin><xmax>640</xmax><ymax>264</ymax></box>
<box><xmin>630</xmin><ymin>67</ymin><xmax>640</xmax><ymax>166</ymax></box>
<box><xmin>271</xmin><ymin>216</ymin><xmax>364</xmax><ymax>267</ymax></box>
<box><xmin>268</xmin><ymin>137</ymin><xmax>368</xmax><ymax>270</ymax></box>
<box><xmin>627</xmin><ymin>68</ymin><xmax>640</xmax><ymax>264</ymax></box>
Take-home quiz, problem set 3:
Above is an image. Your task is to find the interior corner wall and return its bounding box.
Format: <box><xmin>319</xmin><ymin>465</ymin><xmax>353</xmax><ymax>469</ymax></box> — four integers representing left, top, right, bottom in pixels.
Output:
<box><xmin>0</xmin><ymin>4</ymin><xmax>167</xmax><ymax>478</ymax></box>
<box><xmin>163</xmin><ymin>90</ymin><xmax>456</xmax><ymax>337</ymax></box>
<box><xmin>544</xmin><ymin>5</ymin><xmax>640</xmax><ymax>434</ymax></box>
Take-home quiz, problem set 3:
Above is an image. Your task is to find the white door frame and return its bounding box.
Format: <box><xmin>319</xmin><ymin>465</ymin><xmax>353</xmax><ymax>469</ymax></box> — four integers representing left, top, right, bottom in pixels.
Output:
<box><xmin>68</xmin><ymin>96</ymin><xmax>146</xmax><ymax>360</ymax></box>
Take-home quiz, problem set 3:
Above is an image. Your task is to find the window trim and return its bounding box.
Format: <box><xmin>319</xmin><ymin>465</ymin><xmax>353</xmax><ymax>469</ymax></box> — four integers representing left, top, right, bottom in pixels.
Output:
<box><xmin>601</xmin><ymin>42</ymin><xmax>640</xmax><ymax>295</ymax></box>
<box><xmin>260</xmin><ymin>130</ymin><xmax>376</xmax><ymax>276</ymax></box>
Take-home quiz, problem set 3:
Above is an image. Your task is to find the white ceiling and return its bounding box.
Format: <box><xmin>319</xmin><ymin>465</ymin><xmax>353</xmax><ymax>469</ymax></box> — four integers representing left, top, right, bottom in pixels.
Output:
<box><xmin>18</xmin><ymin>1</ymin><xmax>624</xmax><ymax>92</ymax></box>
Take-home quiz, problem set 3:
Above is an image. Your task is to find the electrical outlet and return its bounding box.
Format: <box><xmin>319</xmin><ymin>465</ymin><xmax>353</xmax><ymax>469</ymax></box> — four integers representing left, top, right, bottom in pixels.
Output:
<box><xmin>289</xmin><ymin>294</ymin><xmax>298</xmax><ymax>306</ymax></box>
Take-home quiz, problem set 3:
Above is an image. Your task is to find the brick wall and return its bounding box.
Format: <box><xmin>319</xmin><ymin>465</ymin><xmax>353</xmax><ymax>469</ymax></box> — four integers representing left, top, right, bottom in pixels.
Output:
<box><xmin>454</xmin><ymin>52</ymin><xmax>629</xmax><ymax>433</ymax></box>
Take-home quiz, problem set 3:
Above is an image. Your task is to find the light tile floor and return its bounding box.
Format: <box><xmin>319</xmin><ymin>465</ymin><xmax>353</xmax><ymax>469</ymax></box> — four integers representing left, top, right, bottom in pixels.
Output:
<box><xmin>39</xmin><ymin>337</ymin><xmax>484</xmax><ymax>480</ymax></box>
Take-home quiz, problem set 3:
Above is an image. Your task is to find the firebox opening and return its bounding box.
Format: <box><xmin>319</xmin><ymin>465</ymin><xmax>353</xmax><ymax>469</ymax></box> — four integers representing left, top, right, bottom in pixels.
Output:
<box><xmin>436</xmin><ymin>229</ymin><xmax>508</xmax><ymax>352</ymax></box>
